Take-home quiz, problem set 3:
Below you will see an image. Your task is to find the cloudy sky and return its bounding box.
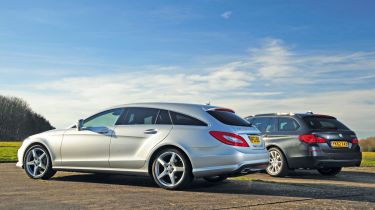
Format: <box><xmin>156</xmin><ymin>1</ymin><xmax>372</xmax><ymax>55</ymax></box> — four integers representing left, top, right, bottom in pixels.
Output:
<box><xmin>0</xmin><ymin>1</ymin><xmax>374</xmax><ymax>137</ymax></box>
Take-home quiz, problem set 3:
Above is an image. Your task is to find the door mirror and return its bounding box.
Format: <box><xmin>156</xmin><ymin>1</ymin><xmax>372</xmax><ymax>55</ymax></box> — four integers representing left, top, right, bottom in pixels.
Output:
<box><xmin>77</xmin><ymin>119</ymin><xmax>84</xmax><ymax>131</ymax></box>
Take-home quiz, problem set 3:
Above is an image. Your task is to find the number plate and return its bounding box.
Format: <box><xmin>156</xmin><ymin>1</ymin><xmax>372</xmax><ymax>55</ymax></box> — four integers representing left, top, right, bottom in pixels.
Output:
<box><xmin>331</xmin><ymin>141</ymin><xmax>349</xmax><ymax>148</ymax></box>
<box><xmin>249</xmin><ymin>135</ymin><xmax>260</xmax><ymax>144</ymax></box>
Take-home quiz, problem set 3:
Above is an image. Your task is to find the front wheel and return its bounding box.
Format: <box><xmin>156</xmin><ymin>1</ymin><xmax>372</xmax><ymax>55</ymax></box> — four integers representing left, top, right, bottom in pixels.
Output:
<box><xmin>152</xmin><ymin>149</ymin><xmax>193</xmax><ymax>190</ymax></box>
<box><xmin>203</xmin><ymin>175</ymin><xmax>227</xmax><ymax>182</ymax></box>
<box><xmin>317</xmin><ymin>167</ymin><xmax>342</xmax><ymax>176</ymax></box>
<box><xmin>24</xmin><ymin>145</ymin><xmax>56</xmax><ymax>180</ymax></box>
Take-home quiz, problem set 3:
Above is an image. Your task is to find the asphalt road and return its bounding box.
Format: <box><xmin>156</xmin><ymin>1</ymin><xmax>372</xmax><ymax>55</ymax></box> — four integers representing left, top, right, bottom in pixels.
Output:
<box><xmin>0</xmin><ymin>163</ymin><xmax>374</xmax><ymax>209</ymax></box>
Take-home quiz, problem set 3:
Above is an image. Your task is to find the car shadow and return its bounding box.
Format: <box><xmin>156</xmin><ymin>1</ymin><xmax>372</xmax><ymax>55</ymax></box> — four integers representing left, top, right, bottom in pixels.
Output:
<box><xmin>278</xmin><ymin>169</ymin><xmax>375</xmax><ymax>184</ymax></box>
<box><xmin>51</xmin><ymin>172</ymin><xmax>375</xmax><ymax>203</ymax></box>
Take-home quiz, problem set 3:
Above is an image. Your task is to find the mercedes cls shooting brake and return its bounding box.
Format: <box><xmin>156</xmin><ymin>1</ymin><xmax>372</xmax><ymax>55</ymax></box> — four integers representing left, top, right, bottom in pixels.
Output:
<box><xmin>17</xmin><ymin>103</ymin><xmax>269</xmax><ymax>189</ymax></box>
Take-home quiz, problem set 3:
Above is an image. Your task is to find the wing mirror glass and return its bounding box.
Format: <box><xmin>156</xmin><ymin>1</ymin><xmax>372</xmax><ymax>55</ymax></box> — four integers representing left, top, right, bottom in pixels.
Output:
<box><xmin>77</xmin><ymin>119</ymin><xmax>84</xmax><ymax>131</ymax></box>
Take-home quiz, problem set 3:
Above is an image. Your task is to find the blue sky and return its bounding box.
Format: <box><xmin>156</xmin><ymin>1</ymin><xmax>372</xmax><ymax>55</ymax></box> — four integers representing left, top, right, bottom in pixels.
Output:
<box><xmin>0</xmin><ymin>1</ymin><xmax>374</xmax><ymax>137</ymax></box>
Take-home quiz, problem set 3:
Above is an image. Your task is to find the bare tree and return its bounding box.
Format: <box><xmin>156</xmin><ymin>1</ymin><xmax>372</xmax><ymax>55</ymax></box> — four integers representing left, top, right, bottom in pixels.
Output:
<box><xmin>0</xmin><ymin>95</ymin><xmax>54</xmax><ymax>141</ymax></box>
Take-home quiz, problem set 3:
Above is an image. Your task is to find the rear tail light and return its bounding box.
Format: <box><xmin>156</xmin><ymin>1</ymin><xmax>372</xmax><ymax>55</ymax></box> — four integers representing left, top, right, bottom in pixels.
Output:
<box><xmin>352</xmin><ymin>138</ymin><xmax>359</xmax><ymax>144</ymax></box>
<box><xmin>209</xmin><ymin>131</ymin><xmax>249</xmax><ymax>147</ymax></box>
<box><xmin>299</xmin><ymin>134</ymin><xmax>327</xmax><ymax>143</ymax></box>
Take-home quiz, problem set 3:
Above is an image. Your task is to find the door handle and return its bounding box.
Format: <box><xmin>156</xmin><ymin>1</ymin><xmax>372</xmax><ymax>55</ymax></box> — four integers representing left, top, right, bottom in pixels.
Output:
<box><xmin>98</xmin><ymin>130</ymin><xmax>109</xmax><ymax>134</ymax></box>
<box><xmin>144</xmin><ymin>129</ymin><xmax>158</xmax><ymax>134</ymax></box>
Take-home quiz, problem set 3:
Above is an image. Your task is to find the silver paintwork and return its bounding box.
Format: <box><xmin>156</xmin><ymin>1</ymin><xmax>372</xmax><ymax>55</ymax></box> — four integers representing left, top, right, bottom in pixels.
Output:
<box><xmin>17</xmin><ymin>102</ymin><xmax>269</xmax><ymax>179</ymax></box>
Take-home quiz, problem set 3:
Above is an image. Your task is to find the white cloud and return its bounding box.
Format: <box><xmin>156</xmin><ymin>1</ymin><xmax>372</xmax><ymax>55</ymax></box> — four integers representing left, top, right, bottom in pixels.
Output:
<box><xmin>1</xmin><ymin>38</ymin><xmax>375</xmax><ymax>137</ymax></box>
<box><xmin>221</xmin><ymin>11</ymin><xmax>232</xmax><ymax>19</ymax></box>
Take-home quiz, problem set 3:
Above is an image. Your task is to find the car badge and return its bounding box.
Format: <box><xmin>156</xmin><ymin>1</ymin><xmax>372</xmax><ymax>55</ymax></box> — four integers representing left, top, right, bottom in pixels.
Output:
<box><xmin>339</xmin><ymin>133</ymin><xmax>343</xmax><ymax>138</ymax></box>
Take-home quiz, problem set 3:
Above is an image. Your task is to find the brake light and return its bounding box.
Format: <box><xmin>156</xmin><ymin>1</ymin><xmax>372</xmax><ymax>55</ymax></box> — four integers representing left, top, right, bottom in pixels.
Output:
<box><xmin>208</xmin><ymin>108</ymin><xmax>235</xmax><ymax>113</ymax></box>
<box><xmin>209</xmin><ymin>131</ymin><xmax>249</xmax><ymax>147</ymax></box>
<box><xmin>299</xmin><ymin>134</ymin><xmax>327</xmax><ymax>143</ymax></box>
<box><xmin>352</xmin><ymin>138</ymin><xmax>359</xmax><ymax>144</ymax></box>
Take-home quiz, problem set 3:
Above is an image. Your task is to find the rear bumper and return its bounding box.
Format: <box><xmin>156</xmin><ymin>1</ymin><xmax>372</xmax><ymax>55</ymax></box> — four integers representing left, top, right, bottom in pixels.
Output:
<box><xmin>191</xmin><ymin>147</ymin><xmax>269</xmax><ymax>177</ymax></box>
<box><xmin>227</xmin><ymin>162</ymin><xmax>269</xmax><ymax>176</ymax></box>
<box><xmin>288</xmin><ymin>151</ymin><xmax>362</xmax><ymax>169</ymax></box>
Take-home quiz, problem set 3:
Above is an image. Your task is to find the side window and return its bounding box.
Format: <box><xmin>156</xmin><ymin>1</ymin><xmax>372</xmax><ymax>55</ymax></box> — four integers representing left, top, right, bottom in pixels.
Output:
<box><xmin>278</xmin><ymin>117</ymin><xmax>300</xmax><ymax>131</ymax></box>
<box><xmin>155</xmin><ymin>110</ymin><xmax>172</xmax><ymax>125</ymax></box>
<box><xmin>169</xmin><ymin>111</ymin><xmax>207</xmax><ymax>126</ymax></box>
<box><xmin>119</xmin><ymin>107</ymin><xmax>159</xmax><ymax>125</ymax></box>
<box><xmin>252</xmin><ymin>117</ymin><xmax>276</xmax><ymax>133</ymax></box>
<box><xmin>83</xmin><ymin>108</ymin><xmax>124</xmax><ymax>128</ymax></box>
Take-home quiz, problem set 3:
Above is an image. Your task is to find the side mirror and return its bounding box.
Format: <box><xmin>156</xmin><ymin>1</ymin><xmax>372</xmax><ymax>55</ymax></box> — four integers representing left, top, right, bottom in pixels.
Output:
<box><xmin>77</xmin><ymin>119</ymin><xmax>84</xmax><ymax>131</ymax></box>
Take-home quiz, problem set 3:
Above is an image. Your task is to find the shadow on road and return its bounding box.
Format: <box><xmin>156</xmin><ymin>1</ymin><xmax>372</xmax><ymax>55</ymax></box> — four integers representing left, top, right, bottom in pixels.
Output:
<box><xmin>282</xmin><ymin>169</ymin><xmax>375</xmax><ymax>184</ymax></box>
<box><xmin>51</xmin><ymin>172</ymin><xmax>375</xmax><ymax>203</ymax></box>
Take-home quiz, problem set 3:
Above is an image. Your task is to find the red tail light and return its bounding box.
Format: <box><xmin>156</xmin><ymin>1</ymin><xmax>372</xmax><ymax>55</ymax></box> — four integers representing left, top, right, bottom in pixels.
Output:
<box><xmin>299</xmin><ymin>134</ymin><xmax>327</xmax><ymax>143</ymax></box>
<box><xmin>209</xmin><ymin>131</ymin><xmax>249</xmax><ymax>147</ymax></box>
<box><xmin>352</xmin><ymin>138</ymin><xmax>359</xmax><ymax>144</ymax></box>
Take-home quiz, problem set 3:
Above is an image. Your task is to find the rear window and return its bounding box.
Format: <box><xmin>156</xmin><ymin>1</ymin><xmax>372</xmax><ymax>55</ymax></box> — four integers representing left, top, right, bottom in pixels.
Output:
<box><xmin>207</xmin><ymin>110</ymin><xmax>250</xmax><ymax>127</ymax></box>
<box><xmin>303</xmin><ymin>116</ymin><xmax>350</xmax><ymax>130</ymax></box>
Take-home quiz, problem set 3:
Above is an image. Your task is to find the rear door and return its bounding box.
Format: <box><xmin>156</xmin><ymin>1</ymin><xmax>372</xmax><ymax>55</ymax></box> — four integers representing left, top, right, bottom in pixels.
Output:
<box><xmin>275</xmin><ymin>117</ymin><xmax>305</xmax><ymax>157</ymax></box>
<box><xmin>109</xmin><ymin>108</ymin><xmax>172</xmax><ymax>169</ymax></box>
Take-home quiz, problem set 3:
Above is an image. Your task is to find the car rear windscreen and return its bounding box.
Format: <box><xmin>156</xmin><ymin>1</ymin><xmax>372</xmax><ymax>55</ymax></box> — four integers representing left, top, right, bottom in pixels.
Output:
<box><xmin>303</xmin><ymin>116</ymin><xmax>350</xmax><ymax>130</ymax></box>
<box><xmin>207</xmin><ymin>110</ymin><xmax>250</xmax><ymax>126</ymax></box>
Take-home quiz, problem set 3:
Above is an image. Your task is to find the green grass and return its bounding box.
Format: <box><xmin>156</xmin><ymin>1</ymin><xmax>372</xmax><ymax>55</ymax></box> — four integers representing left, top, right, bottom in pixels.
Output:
<box><xmin>0</xmin><ymin>141</ymin><xmax>22</xmax><ymax>162</ymax></box>
<box><xmin>0</xmin><ymin>141</ymin><xmax>375</xmax><ymax>166</ymax></box>
<box><xmin>361</xmin><ymin>152</ymin><xmax>375</xmax><ymax>167</ymax></box>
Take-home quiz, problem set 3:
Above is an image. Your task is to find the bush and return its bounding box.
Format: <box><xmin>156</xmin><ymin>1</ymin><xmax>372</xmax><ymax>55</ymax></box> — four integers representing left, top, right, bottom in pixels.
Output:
<box><xmin>360</xmin><ymin>137</ymin><xmax>375</xmax><ymax>152</ymax></box>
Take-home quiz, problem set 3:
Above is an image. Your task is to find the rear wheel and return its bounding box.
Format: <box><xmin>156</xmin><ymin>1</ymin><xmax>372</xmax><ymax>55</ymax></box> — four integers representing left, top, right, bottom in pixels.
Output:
<box><xmin>317</xmin><ymin>167</ymin><xmax>342</xmax><ymax>176</ymax></box>
<box><xmin>266</xmin><ymin>147</ymin><xmax>289</xmax><ymax>177</ymax></box>
<box><xmin>203</xmin><ymin>175</ymin><xmax>227</xmax><ymax>183</ymax></box>
<box><xmin>24</xmin><ymin>145</ymin><xmax>56</xmax><ymax>180</ymax></box>
<box><xmin>152</xmin><ymin>149</ymin><xmax>193</xmax><ymax>190</ymax></box>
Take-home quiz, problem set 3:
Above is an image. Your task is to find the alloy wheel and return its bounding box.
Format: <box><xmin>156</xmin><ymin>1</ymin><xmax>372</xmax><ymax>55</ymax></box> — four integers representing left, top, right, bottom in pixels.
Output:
<box><xmin>25</xmin><ymin>147</ymin><xmax>49</xmax><ymax>178</ymax></box>
<box><xmin>267</xmin><ymin>150</ymin><xmax>283</xmax><ymax>175</ymax></box>
<box><xmin>154</xmin><ymin>151</ymin><xmax>185</xmax><ymax>188</ymax></box>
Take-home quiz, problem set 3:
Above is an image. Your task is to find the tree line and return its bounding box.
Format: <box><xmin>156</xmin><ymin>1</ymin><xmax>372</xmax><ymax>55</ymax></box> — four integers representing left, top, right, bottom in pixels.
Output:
<box><xmin>0</xmin><ymin>95</ymin><xmax>54</xmax><ymax>141</ymax></box>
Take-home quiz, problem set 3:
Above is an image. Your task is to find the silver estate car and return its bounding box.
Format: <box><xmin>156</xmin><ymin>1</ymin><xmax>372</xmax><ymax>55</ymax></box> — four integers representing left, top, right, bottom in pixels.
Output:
<box><xmin>17</xmin><ymin>103</ymin><xmax>269</xmax><ymax>189</ymax></box>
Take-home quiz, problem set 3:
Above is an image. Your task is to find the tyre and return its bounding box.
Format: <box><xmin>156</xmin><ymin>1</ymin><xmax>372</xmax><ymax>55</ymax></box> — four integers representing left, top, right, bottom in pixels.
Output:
<box><xmin>266</xmin><ymin>147</ymin><xmax>289</xmax><ymax>177</ymax></box>
<box><xmin>203</xmin><ymin>175</ymin><xmax>227</xmax><ymax>182</ymax></box>
<box><xmin>24</xmin><ymin>144</ymin><xmax>56</xmax><ymax>180</ymax></box>
<box><xmin>317</xmin><ymin>167</ymin><xmax>342</xmax><ymax>176</ymax></box>
<box><xmin>152</xmin><ymin>148</ymin><xmax>193</xmax><ymax>190</ymax></box>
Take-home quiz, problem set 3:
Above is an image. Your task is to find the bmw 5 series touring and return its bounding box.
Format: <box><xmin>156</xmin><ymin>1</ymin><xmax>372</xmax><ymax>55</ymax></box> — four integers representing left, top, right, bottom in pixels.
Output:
<box><xmin>17</xmin><ymin>103</ymin><xmax>269</xmax><ymax>189</ymax></box>
<box><xmin>245</xmin><ymin>112</ymin><xmax>362</xmax><ymax>177</ymax></box>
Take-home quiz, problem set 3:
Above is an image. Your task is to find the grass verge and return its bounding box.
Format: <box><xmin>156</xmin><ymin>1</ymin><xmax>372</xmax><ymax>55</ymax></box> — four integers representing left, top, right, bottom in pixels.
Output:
<box><xmin>361</xmin><ymin>152</ymin><xmax>375</xmax><ymax>167</ymax></box>
<box><xmin>0</xmin><ymin>141</ymin><xmax>21</xmax><ymax>162</ymax></box>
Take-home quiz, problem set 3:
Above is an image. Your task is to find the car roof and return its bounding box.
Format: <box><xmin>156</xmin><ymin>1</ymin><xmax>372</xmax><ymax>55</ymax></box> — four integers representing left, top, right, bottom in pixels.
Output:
<box><xmin>110</xmin><ymin>102</ymin><xmax>219</xmax><ymax>111</ymax></box>
<box><xmin>245</xmin><ymin>112</ymin><xmax>336</xmax><ymax>119</ymax></box>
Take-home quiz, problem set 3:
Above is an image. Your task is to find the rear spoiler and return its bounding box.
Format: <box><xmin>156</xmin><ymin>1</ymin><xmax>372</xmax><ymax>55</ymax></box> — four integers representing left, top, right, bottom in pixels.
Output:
<box><xmin>207</xmin><ymin>107</ymin><xmax>235</xmax><ymax>113</ymax></box>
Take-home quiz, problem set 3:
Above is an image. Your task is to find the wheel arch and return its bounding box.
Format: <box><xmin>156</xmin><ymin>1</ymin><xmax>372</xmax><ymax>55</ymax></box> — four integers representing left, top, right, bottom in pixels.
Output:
<box><xmin>147</xmin><ymin>144</ymin><xmax>193</xmax><ymax>176</ymax></box>
<box><xmin>23</xmin><ymin>140</ymin><xmax>54</xmax><ymax>167</ymax></box>
<box><xmin>266</xmin><ymin>144</ymin><xmax>290</xmax><ymax>168</ymax></box>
